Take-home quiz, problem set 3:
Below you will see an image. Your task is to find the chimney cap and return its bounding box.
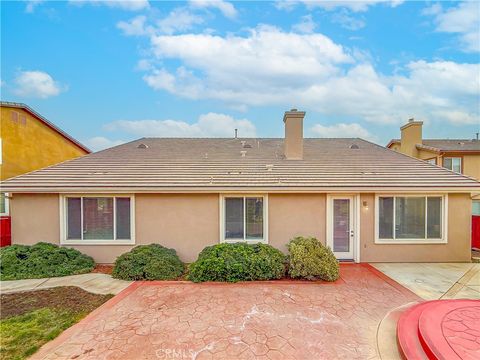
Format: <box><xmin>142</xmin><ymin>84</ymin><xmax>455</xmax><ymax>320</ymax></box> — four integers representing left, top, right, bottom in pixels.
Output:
<box><xmin>283</xmin><ymin>109</ymin><xmax>306</xmax><ymax>123</ymax></box>
<box><xmin>400</xmin><ymin>119</ymin><xmax>423</xmax><ymax>130</ymax></box>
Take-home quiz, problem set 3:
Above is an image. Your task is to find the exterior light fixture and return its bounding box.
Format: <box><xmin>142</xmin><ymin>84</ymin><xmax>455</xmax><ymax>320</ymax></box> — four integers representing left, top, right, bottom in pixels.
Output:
<box><xmin>362</xmin><ymin>201</ymin><xmax>369</xmax><ymax>210</ymax></box>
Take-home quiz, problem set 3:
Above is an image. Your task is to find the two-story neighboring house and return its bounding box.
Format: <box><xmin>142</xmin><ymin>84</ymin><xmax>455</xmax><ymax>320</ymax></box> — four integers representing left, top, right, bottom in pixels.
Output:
<box><xmin>0</xmin><ymin>102</ymin><xmax>90</xmax><ymax>245</ymax></box>
<box><xmin>387</xmin><ymin>119</ymin><xmax>480</xmax><ymax>249</ymax></box>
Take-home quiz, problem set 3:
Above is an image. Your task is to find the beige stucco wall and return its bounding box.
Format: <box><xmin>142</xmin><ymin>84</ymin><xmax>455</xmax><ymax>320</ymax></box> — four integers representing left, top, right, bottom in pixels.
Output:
<box><xmin>462</xmin><ymin>154</ymin><xmax>480</xmax><ymax>181</ymax></box>
<box><xmin>11</xmin><ymin>193</ymin><xmax>219</xmax><ymax>263</ymax></box>
<box><xmin>135</xmin><ymin>194</ymin><xmax>219</xmax><ymax>262</ymax></box>
<box><xmin>400</xmin><ymin>122</ymin><xmax>422</xmax><ymax>158</ymax></box>
<box><xmin>268</xmin><ymin>194</ymin><xmax>326</xmax><ymax>252</ymax></box>
<box><xmin>360</xmin><ymin>193</ymin><xmax>471</xmax><ymax>262</ymax></box>
<box><xmin>10</xmin><ymin>192</ymin><xmax>472</xmax><ymax>264</ymax></box>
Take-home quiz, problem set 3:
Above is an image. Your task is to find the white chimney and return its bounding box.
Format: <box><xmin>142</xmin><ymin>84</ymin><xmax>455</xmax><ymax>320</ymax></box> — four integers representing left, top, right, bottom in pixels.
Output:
<box><xmin>283</xmin><ymin>108</ymin><xmax>305</xmax><ymax>160</ymax></box>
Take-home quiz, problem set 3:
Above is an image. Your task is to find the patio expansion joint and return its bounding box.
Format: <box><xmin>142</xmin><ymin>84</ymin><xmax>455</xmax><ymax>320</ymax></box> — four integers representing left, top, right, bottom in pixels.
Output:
<box><xmin>33</xmin><ymin>278</ymin><xmax>50</xmax><ymax>289</ymax></box>
<box><xmin>440</xmin><ymin>265</ymin><xmax>480</xmax><ymax>299</ymax></box>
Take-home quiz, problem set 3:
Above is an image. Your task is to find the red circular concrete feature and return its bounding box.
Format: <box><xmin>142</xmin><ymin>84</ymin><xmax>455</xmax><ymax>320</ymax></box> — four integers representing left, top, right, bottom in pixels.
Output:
<box><xmin>397</xmin><ymin>299</ymin><xmax>480</xmax><ymax>360</ymax></box>
<box><xmin>419</xmin><ymin>300</ymin><xmax>480</xmax><ymax>360</ymax></box>
<box><xmin>397</xmin><ymin>301</ymin><xmax>442</xmax><ymax>360</ymax></box>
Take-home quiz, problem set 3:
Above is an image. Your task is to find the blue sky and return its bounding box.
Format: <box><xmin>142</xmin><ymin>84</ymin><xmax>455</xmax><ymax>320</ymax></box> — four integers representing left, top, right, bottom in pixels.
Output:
<box><xmin>1</xmin><ymin>0</ymin><xmax>479</xmax><ymax>151</ymax></box>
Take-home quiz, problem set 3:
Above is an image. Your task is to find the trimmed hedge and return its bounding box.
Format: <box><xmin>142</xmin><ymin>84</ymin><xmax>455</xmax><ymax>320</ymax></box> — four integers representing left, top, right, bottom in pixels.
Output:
<box><xmin>187</xmin><ymin>242</ymin><xmax>286</xmax><ymax>283</ymax></box>
<box><xmin>112</xmin><ymin>244</ymin><xmax>184</xmax><ymax>280</ymax></box>
<box><xmin>0</xmin><ymin>242</ymin><xmax>95</xmax><ymax>281</ymax></box>
<box><xmin>287</xmin><ymin>236</ymin><xmax>339</xmax><ymax>281</ymax></box>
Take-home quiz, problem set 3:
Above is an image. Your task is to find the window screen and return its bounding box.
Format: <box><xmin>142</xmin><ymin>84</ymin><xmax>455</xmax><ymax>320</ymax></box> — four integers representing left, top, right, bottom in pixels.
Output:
<box><xmin>225</xmin><ymin>198</ymin><xmax>244</xmax><ymax>239</ymax></box>
<box><xmin>116</xmin><ymin>198</ymin><xmax>131</xmax><ymax>239</ymax></box>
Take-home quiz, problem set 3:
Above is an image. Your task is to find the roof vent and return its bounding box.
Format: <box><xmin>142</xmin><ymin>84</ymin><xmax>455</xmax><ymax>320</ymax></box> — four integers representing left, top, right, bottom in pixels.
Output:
<box><xmin>240</xmin><ymin>150</ymin><xmax>247</xmax><ymax>157</ymax></box>
<box><xmin>137</xmin><ymin>143</ymin><xmax>148</xmax><ymax>149</ymax></box>
<box><xmin>266</xmin><ymin>164</ymin><xmax>274</xmax><ymax>171</ymax></box>
<box><xmin>349</xmin><ymin>144</ymin><xmax>359</xmax><ymax>149</ymax></box>
<box><xmin>243</xmin><ymin>143</ymin><xmax>252</xmax><ymax>148</ymax></box>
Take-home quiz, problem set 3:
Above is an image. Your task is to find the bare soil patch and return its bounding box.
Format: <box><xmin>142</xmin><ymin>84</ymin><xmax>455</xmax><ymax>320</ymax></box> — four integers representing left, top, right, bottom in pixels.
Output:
<box><xmin>91</xmin><ymin>264</ymin><xmax>114</xmax><ymax>275</ymax></box>
<box><xmin>1</xmin><ymin>286</ymin><xmax>112</xmax><ymax>320</ymax></box>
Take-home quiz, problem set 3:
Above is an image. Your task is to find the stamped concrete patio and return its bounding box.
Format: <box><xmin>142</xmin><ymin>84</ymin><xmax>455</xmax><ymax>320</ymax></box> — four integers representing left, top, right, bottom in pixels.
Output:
<box><xmin>31</xmin><ymin>264</ymin><xmax>419</xmax><ymax>360</ymax></box>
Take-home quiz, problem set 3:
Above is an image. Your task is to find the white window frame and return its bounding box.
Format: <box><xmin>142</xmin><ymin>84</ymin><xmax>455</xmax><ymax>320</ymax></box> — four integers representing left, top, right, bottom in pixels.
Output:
<box><xmin>219</xmin><ymin>194</ymin><xmax>268</xmax><ymax>244</ymax></box>
<box><xmin>60</xmin><ymin>194</ymin><xmax>135</xmax><ymax>245</ymax></box>
<box><xmin>0</xmin><ymin>193</ymin><xmax>9</xmax><ymax>216</ymax></box>
<box><xmin>375</xmin><ymin>194</ymin><xmax>448</xmax><ymax>244</ymax></box>
<box><xmin>443</xmin><ymin>157</ymin><xmax>462</xmax><ymax>173</ymax></box>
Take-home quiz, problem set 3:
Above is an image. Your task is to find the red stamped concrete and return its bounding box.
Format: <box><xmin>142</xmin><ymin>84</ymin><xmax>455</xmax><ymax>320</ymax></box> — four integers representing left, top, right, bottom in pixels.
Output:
<box><xmin>32</xmin><ymin>264</ymin><xmax>419</xmax><ymax>360</ymax></box>
<box><xmin>419</xmin><ymin>300</ymin><xmax>480</xmax><ymax>360</ymax></box>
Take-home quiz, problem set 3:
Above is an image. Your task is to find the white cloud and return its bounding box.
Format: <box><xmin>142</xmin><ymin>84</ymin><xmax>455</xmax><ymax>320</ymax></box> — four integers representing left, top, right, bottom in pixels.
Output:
<box><xmin>117</xmin><ymin>8</ymin><xmax>205</xmax><ymax>37</ymax></box>
<box><xmin>84</xmin><ymin>137</ymin><xmax>125</xmax><ymax>151</ymax></box>
<box><xmin>331</xmin><ymin>9</ymin><xmax>365</xmax><ymax>30</ymax></box>
<box><xmin>138</xmin><ymin>26</ymin><xmax>479</xmax><ymax>126</ymax></box>
<box><xmin>310</xmin><ymin>122</ymin><xmax>376</xmax><ymax>140</ymax></box>
<box><xmin>292</xmin><ymin>15</ymin><xmax>317</xmax><ymax>33</ymax></box>
<box><xmin>117</xmin><ymin>15</ymin><xmax>152</xmax><ymax>36</ymax></box>
<box><xmin>146</xmin><ymin>26</ymin><xmax>352</xmax><ymax>102</ymax></box>
<box><xmin>69</xmin><ymin>0</ymin><xmax>149</xmax><ymax>11</ymax></box>
<box><xmin>13</xmin><ymin>70</ymin><xmax>65</xmax><ymax>98</ymax></box>
<box><xmin>156</xmin><ymin>7</ymin><xmax>204</xmax><ymax>34</ymax></box>
<box><xmin>276</xmin><ymin>1</ymin><xmax>404</xmax><ymax>12</ymax></box>
<box><xmin>424</xmin><ymin>2</ymin><xmax>480</xmax><ymax>53</ymax></box>
<box><xmin>25</xmin><ymin>0</ymin><xmax>44</xmax><ymax>13</ymax></box>
<box><xmin>189</xmin><ymin>0</ymin><xmax>237</xmax><ymax>19</ymax></box>
<box><xmin>104</xmin><ymin>112</ymin><xmax>257</xmax><ymax>137</ymax></box>
<box><xmin>122</xmin><ymin>19</ymin><xmax>477</xmax><ymax>127</ymax></box>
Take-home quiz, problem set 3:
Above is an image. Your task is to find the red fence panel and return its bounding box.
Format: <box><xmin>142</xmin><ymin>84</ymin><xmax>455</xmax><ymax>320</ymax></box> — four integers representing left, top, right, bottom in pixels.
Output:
<box><xmin>0</xmin><ymin>216</ymin><xmax>11</xmax><ymax>247</ymax></box>
<box><xmin>473</xmin><ymin>215</ymin><xmax>480</xmax><ymax>250</ymax></box>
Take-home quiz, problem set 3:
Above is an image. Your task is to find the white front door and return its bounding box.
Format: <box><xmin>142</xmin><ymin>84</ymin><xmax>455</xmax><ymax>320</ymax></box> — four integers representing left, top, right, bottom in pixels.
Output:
<box><xmin>327</xmin><ymin>195</ymin><xmax>356</xmax><ymax>261</ymax></box>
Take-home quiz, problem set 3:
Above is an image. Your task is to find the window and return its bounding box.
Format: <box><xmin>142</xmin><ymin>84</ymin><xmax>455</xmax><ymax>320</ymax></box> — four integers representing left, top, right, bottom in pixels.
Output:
<box><xmin>0</xmin><ymin>193</ymin><xmax>9</xmax><ymax>216</ymax></box>
<box><xmin>443</xmin><ymin>157</ymin><xmax>462</xmax><ymax>173</ymax></box>
<box><xmin>376</xmin><ymin>195</ymin><xmax>445</xmax><ymax>243</ymax></box>
<box><xmin>62</xmin><ymin>195</ymin><xmax>134</xmax><ymax>244</ymax></box>
<box><xmin>473</xmin><ymin>200</ymin><xmax>480</xmax><ymax>216</ymax></box>
<box><xmin>222</xmin><ymin>195</ymin><xmax>266</xmax><ymax>242</ymax></box>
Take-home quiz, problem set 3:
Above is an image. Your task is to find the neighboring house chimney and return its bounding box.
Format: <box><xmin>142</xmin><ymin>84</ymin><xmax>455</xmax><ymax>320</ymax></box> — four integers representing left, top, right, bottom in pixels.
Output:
<box><xmin>400</xmin><ymin>118</ymin><xmax>423</xmax><ymax>157</ymax></box>
<box><xmin>283</xmin><ymin>108</ymin><xmax>305</xmax><ymax>160</ymax></box>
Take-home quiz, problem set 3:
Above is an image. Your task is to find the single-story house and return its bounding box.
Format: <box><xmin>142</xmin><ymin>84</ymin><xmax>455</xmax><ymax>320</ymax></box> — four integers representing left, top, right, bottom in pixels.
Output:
<box><xmin>2</xmin><ymin>110</ymin><xmax>479</xmax><ymax>263</ymax></box>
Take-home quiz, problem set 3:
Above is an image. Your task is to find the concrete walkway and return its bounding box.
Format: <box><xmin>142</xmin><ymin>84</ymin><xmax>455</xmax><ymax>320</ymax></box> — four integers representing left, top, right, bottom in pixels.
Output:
<box><xmin>371</xmin><ymin>263</ymin><xmax>480</xmax><ymax>300</ymax></box>
<box><xmin>0</xmin><ymin>273</ymin><xmax>132</xmax><ymax>295</ymax></box>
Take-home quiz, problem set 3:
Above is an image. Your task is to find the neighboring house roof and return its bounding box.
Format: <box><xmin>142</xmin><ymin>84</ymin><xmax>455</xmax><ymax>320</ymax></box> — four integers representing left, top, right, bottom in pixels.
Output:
<box><xmin>387</xmin><ymin>138</ymin><xmax>480</xmax><ymax>153</ymax></box>
<box><xmin>0</xmin><ymin>101</ymin><xmax>91</xmax><ymax>153</ymax></box>
<box><xmin>2</xmin><ymin>138</ymin><xmax>479</xmax><ymax>193</ymax></box>
<box><xmin>420</xmin><ymin>139</ymin><xmax>480</xmax><ymax>152</ymax></box>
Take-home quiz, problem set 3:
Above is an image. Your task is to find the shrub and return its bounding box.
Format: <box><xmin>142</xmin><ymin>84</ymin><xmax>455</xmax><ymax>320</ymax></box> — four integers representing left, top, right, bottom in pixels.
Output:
<box><xmin>112</xmin><ymin>244</ymin><xmax>184</xmax><ymax>281</ymax></box>
<box><xmin>187</xmin><ymin>243</ymin><xmax>286</xmax><ymax>283</ymax></box>
<box><xmin>0</xmin><ymin>242</ymin><xmax>95</xmax><ymax>281</ymax></box>
<box><xmin>287</xmin><ymin>236</ymin><xmax>339</xmax><ymax>281</ymax></box>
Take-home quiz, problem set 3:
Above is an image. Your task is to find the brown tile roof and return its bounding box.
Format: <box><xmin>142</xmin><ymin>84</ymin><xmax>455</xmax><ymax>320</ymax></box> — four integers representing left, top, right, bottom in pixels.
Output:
<box><xmin>1</xmin><ymin>102</ymin><xmax>91</xmax><ymax>153</ymax></box>
<box><xmin>420</xmin><ymin>139</ymin><xmax>480</xmax><ymax>152</ymax></box>
<box><xmin>387</xmin><ymin>138</ymin><xmax>480</xmax><ymax>152</ymax></box>
<box><xmin>2</xmin><ymin>138</ymin><xmax>479</xmax><ymax>193</ymax></box>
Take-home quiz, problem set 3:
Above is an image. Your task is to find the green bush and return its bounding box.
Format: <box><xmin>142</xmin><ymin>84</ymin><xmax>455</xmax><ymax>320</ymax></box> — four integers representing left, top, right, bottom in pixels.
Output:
<box><xmin>112</xmin><ymin>244</ymin><xmax>184</xmax><ymax>281</ymax></box>
<box><xmin>287</xmin><ymin>236</ymin><xmax>339</xmax><ymax>281</ymax></box>
<box><xmin>187</xmin><ymin>243</ymin><xmax>286</xmax><ymax>283</ymax></box>
<box><xmin>0</xmin><ymin>243</ymin><xmax>95</xmax><ymax>281</ymax></box>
